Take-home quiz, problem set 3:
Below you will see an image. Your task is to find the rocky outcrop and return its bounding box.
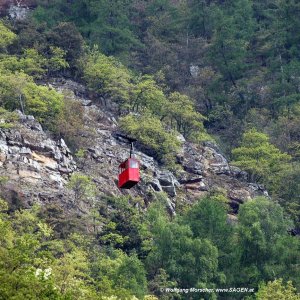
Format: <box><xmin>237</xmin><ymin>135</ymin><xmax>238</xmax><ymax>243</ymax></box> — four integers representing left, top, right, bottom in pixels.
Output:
<box><xmin>0</xmin><ymin>0</ymin><xmax>36</xmax><ymax>18</ymax></box>
<box><xmin>0</xmin><ymin>111</ymin><xmax>76</xmax><ymax>208</ymax></box>
<box><xmin>0</xmin><ymin>78</ymin><xmax>268</xmax><ymax>215</ymax></box>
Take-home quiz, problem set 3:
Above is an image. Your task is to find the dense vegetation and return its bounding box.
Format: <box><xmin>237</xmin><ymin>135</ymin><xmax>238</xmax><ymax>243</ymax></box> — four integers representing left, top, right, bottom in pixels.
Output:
<box><xmin>0</xmin><ymin>194</ymin><xmax>299</xmax><ymax>299</ymax></box>
<box><xmin>0</xmin><ymin>0</ymin><xmax>299</xmax><ymax>299</ymax></box>
<box><xmin>30</xmin><ymin>0</ymin><xmax>300</xmax><ymax>230</ymax></box>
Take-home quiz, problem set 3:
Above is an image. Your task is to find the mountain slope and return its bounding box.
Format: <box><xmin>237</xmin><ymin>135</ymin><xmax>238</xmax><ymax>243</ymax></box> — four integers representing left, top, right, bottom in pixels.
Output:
<box><xmin>0</xmin><ymin>78</ymin><xmax>267</xmax><ymax>217</ymax></box>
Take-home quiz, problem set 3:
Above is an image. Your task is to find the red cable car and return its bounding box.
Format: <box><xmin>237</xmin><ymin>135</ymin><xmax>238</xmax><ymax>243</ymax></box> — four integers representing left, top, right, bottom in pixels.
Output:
<box><xmin>118</xmin><ymin>141</ymin><xmax>140</xmax><ymax>189</ymax></box>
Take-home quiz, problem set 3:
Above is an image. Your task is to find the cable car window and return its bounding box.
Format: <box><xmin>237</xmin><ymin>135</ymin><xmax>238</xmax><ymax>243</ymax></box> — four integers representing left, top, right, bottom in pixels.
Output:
<box><xmin>130</xmin><ymin>160</ymin><xmax>139</xmax><ymax>168</ymax></box>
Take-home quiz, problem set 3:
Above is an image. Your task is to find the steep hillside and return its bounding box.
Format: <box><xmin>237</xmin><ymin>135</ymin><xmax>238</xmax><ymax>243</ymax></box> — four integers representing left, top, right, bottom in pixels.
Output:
<box><xmin>0</xmin><ymin>78</ymin><xmax>267</xmax><ymax>216</ymax></box>
<box><xmin>0</xmin><ymin>5</ymin><xmax>299</xmax><ymax>299</ymax></box>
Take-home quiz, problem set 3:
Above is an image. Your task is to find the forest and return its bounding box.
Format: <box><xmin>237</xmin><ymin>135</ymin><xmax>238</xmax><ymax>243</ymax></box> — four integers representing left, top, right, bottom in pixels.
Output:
<box><xmin>0</xmin><ymin>0</ymin><xmax>299</xmax><ymax>299</ymax></box>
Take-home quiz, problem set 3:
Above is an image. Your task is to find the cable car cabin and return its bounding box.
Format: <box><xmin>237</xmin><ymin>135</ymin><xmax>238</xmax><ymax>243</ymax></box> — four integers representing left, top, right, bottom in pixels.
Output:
<box><xmin>118</xmin><ymin>158</ymin><xmax>140</xmax><ymax>189</ymax></box>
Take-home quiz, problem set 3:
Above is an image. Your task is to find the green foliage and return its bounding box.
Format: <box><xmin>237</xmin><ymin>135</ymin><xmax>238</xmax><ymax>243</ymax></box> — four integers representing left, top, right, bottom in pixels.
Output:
<box><xmin>184</xmin><ymin>196</ymin><xmax>233</xmax><ymax>254</ymax></box>
<box><xmin>236</xmin><ymin>197</ymin><xmax>300</xmax><ymax>287</ymax></box>
<box><xmin>81</xmin><ymin>49</ymin><xmax>132</xmax><ymax>105</ymax></box>
<box><xmin>0</xmin><ymin>47</ymin><xmax>69</xmax><ymax>79</ymax></box>
<box><xmin>0</xmin><ymin>107</ymin><xmax>18</xmax><ymax>128</ymax></box>
<box><xmin>0</xmin><ymin>204</ymin><xmax>60</xmax><ymax>299</ymax></box>
<box><xmin>131</xmin><ymin>75</ymin><xmax>167</xmax><ymax>115</ymax></box>
<box><xmin>166</xmin><ymin>92</ymin><xmax>209</xmax><ymax>142</ymax></box>
<box><xmin>209</xmin><ymin>0</ymin><xmax>255</xmax><ymax>86</ymax></box>
<box><xmin>90</xmin><ymin>249</ymin><xmax>147</xmax><ymax>299</ymax></box>
<box><xmin>67</xmin><ymin>173</ymin><xmax>96</xmax><ymax>204</ymax></box>
<box><xmin>46</xmin><ymin>46</ymin><xmax>69</xmax><ymax>74</ymax></box>
<box><xmin>0</xmin><ymin>71</ymin><xmax>64</xmax><ymax>128</ymax></box>
<box><xmin>0</xmin><ymin>21</ymin><xmax>16</xmax><ymax>50</ymax></box>
<box><xmin>273</xmin><ymin>163</ymin><xmax>300</xmax><ymax>231</ymax></box>
<box><xmin>98</xmin><ymin>196</ymin><xmax>150</xmax><ymax>256</ymax></box>
<box><xmin>0</xmin><ymin>49</ymin><xmax>46</xmax><ymax>78</ymax></box>
<box><xmin>55</xmin><ymin>95</ymin><xmax>85</xmax><ymax>150</ymax></box>
<box><xmin>232</xmin><ymin>129</ymin><xmax>291</xmax><ymax>186</ymax></box>
<box><xmin>255</xmin><ymin>279</ymin><xmax>300</xmax><ymax>300</ymax></box>
<box><xmin>119</xmin><ymin>113</ymin><xmax>181</xmax><ymax>165</ymax></box>
<box><xmin>34</xmin><ymin>1</ymin><xmax>140</xmax><ymax>57</ymax></box>
<box><xmin>0</xmin><ymin>200</ymin><xmax>149</xmax><ymax>299</ymax></box>
<box><xmin>146</xmin><ymin>201</ymin><xmax>220</xmax><ymax>297</ymax></box>
<box><xmin>46</xmin><ymin>22</ymin><xmax>84</xmax><ymax>67</ymax></box>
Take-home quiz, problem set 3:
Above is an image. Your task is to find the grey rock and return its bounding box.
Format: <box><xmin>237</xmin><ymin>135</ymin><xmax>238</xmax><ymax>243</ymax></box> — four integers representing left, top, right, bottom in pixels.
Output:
<box><xmin>8</xmin><ymin>146</ymin><xmax>21</xmax><ymax>154</ymax></box>
<box><xmin>81</xmin><ymin>100</ymin><xmax>92</xmax><ymax>106</ymax></box>
<box><xmin>156</xmin><ymin>170</ymin><xmax>179</xmax><ymax>197</ymax></box>
<box><xmin>189</xmin><ymin>64</ymin><xmax>200</xmax><ymax>78</ymax></box>
<box><xmin>31</xmin><ymin>123</ymin><xmax>43</xmax><ymax>131</ymax></box>
<box><xmin>203</xmin><ymin>141</ymin><xmax>221</xmax><ymax>152</ymax></box>
<box><xmin>19</xmin><ymin>147</ymin><xmax>32</xmax><ymax>155</ymax></box>
<box><xmin>149</xmin><ymin>178</ymin><xmax>162</xmax><ymax>192</ymax></box>
<box><xmin>58</xmin><ymin>166</ymin><xmax>73</xmax><ymax>174</ymax></box>
<box><xmin>8</xmin><ymin>5</ymin><xmax>29</xmax><ymax>20</ymax></box>
<box><xmin>0</xmin><ymin>142</ymin><xmax>9</xmax><ymax>154</ymax></box>
<box><xmin>199</xmin><ymin>181</ymin><xmax>208</xmax><ymax>191</ymax></box>
<box><xmin>211</xmin><ymin>164</ymin><xmax>231</xmax><ymax>175</ymax></box>
<box><xmin>26</xmin><ymin>115</ymin><xmax>35</xmax><ymax>121</ymax></box>
<box><xmin>166</xmin><ymin>198</ymin><xmax>176</xmax><ymax>216</ymax></box>
<box><xmin>176</xmin><ymin>133</ymin><xmax>186</xmax><ymax>143</ymax></box>
<box><xmin>179</xmin><ymin>176</ymin><xmax>203</xmax><ymax>184</ymax></box>
<box><xmin>162</xmin><ymin>186</ymin><xmax>177</xmax><ymax>197</ymax></box>
<box><xmin>157</xmin><ymin>170</ymin><xmax>179</xmax><ymax>187</ymax></box>
<box><xmin>230</xmin><ymin>166</ymin><xmax>248</xmax><ymax>181</ymax></box>
<box><xmin>183</xmin><ymin>161</ymin><xmax>204</xmax><ymax>175</ymax></box>
<box><xmin>138</xmin><ymin>152</ymin><xmax>155</xmax><ymax>171</ymax></box>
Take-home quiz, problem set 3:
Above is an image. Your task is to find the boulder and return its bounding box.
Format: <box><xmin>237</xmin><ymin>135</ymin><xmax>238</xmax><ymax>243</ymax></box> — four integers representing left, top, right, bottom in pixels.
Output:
<box><xmin>230</xmin><ymin>166</ymin><xmax>248</xmax><ymax>181</ymax></box>
<box><xmin>148</xmin><ymin>178</ymin><xmax>162</xmax><ymax>192</ymax></box>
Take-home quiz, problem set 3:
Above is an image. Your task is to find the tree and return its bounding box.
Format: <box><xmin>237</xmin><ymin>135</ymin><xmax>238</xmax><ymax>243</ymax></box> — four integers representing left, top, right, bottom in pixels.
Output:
<box><xmin>67</xmin><ymin>172</ymin><xmax>97</xmax><ymax>205</ymax></box>
<box><xmin>235</xmin><ymin>197</ymin><xmax>300</xmax><ymax>287</ymax></box>
<box><xmin>116</xmin><ymin>254</ymin><xmax>148</xmax><ymax>299</ymax></box>
<box><xmin>0</xmin><ymin>21</ymin><xmax>16</xmax><ymax>50</ymax></box>
<box><xmin>184</xmin><ymin>195</ymin><xmax>234</xmax><ymax>281</ymax></box>
<box><xmin>81</xmin><ymin>49</ymin><xmax>132</xmax><ymax>107</ymax></box>
<box><xmin>0</xmin><ymin>201</ymin><xmax>60</xmax><ymax>300</ymax></box>
<box><xmin>0</xmin><ymin>71</ymin><xmax>64</xmax><ymax>128</ymax></box>
<box><xmin>0</xmin><ymin>49</ymin><xmax>46</xmax><ymax>79</ymax></box>
<box><xmin>47</xmin><ymin>22</ymin><xmax>84</xmax><ymax>67</ymax></box>
<box><xmin>97</xmin><ymin>196</ymin><xmax>149</xmax><ymax>255</ymax></box>
<box><xmin>34</xmin><ymin>0</ymin><xmax>141</xmax><ymax>57</ymax></box>
<box><xmin>166</xmin><ymin>92</ymin><xmax>208</xmax><ymax>141</ymax></box>
<box><xmin>146</xmin><ymin>202</ymin><xmax>220</xmax><ymax>296</ymax></box>
<box><xmin>273</xmin><ymin>163</ymin><xmax>300</xmax><ymax>232</ymax></box>
<box><xmin>119</xmin><ymin>112</ymin><xmax>181</xmax><ymax>165</ymax></box>
<box><xmin>255</xmin><ymin>279</ymin><xmax>300</xmax><ymax>300</ymax></box>
<box><xmin>208</xmin><ymin>0</ymin><xmax>255</xmax><ymax>88</ymax></box>
<box><xmin>232</xmin><ymin>129</ymin><xmax>291</xmax><ymax>186</ymax></box>
<box><xmin>86</xmin><ymin>0</ymin><xmax>142</xmax><ymax>56</ymax></box>
<box><xmin>130</xmin><ymin>75</ymin><xmax>167</xmax><ymax>115</ymax></box>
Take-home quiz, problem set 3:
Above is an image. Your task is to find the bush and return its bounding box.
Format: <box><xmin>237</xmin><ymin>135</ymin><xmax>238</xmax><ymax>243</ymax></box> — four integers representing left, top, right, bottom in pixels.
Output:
<box><xmin>81</xmin><ymin>49</ymin><xmax>132</xmax><ymax>107</ymax></box>
<box><xmin>119</xmin><ymin>113</ymin><xmax>181</xmax><ymax>164</ymax></box>
<box><xmin>0</xmin><ymin>72</ymin><xmax>64</xmax><ymax>128</ymax></box>
<box><xmin>0</xmin><ymin>21</ymin><xmax>16</xmax><ymax>50</ymax></box>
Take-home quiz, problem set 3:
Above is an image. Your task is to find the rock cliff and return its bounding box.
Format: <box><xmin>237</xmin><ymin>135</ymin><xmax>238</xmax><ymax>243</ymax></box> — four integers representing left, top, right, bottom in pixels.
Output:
<box><xmin>0</xmin><ymin>79</ymin><xmax>268</xmax><ymax>216</ymax></box>
<box><xmin>0</xmin><ymin>0</ymin><xmax>36</xmax><ymax>18</ymax></box>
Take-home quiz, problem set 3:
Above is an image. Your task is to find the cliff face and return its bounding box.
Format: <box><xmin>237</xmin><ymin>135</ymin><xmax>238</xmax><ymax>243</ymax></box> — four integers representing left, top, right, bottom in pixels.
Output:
<box><xmin>0</xmin><ymin>0</ymin><xmax>36</xmax><ymax>18</ymax></box>
<box><xmin>0</xmin><ymin>111</ymin><xmax>76</xmax><ymax>209</ymax></box>
<box><xmin>0</xmin><ymin>0</ymin><xmax>35</xmax><ymax>10</ymax></box>
<box><xmin>0</xmin><ymin>79</ymin><xmax>267</xmax><ymax>215</ymax></box>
